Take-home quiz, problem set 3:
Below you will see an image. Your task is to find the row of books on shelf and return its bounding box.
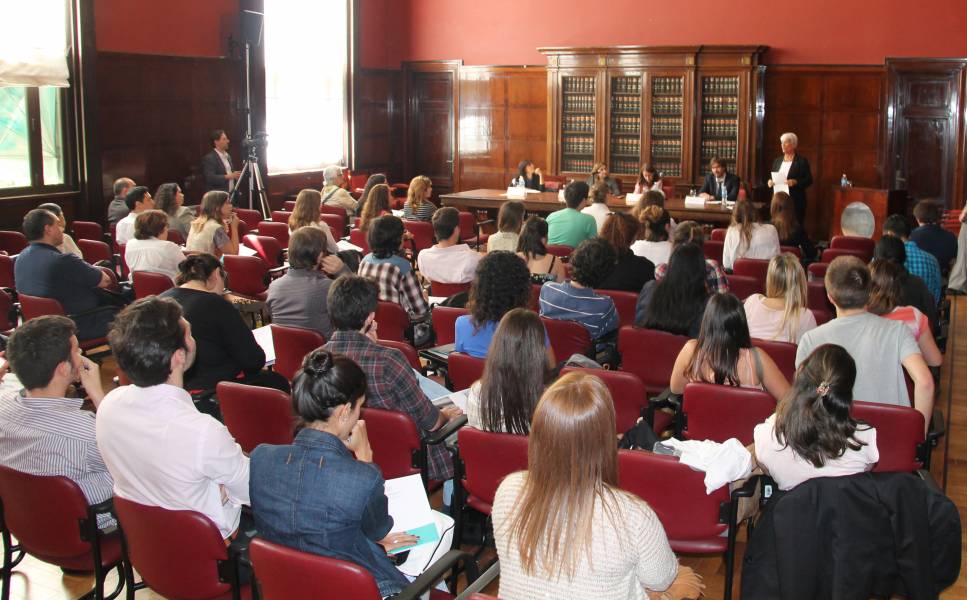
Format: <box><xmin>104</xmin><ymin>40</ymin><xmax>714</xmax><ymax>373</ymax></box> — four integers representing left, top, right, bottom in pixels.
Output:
<box><xmin>702</xmin><ymin>77</ymin><xmax>739</xmax><ymax>95</ymax></box>
<box><xmin>612</xmin><ymin>160</ymin><xmax>639</xmax><ymax>175</ymax></box>
<box><xmin>563</xmin><ymin>78</ymin><xmax>595</xmax><ymax>93</ymax></box>
<box><xmin>611</xmin><ymin>97</ymin><xmax>641</xmax><ymax>113</ymax></box>
<box><xmin>611</xmin><ymin>139</ymin><xmax>641</xmax><ymax>156</ymax></box>
<box><xmin>652</xmin><ymin>78</ymin><xmax>683</xmax><ymax>96</ymax></box>
<box><xmin>702</xmin><ymin>96</ymin><xmax>738</xmax><ymax>114</ymax></box>
<box><xmin>701</xmin><ymin>119</ymin><xmax>738</xmax><ymax>138</ymax></box>
<box><xmin>652</xmin><ymin>98</ymin><xmax>684</xmax><ymax>115</ymax></box>
<box><xmin>611</xmin><ymin>115</ymin><xmax>640</xmax><ymax>134</ymax></box>
<box><xmin>562</xmin><ymin>158</ymin><xmax>596</xmax><ymax>172</ymax></box>
<box><xmin>651</xmin><ymin>117</ymin><xmax>682</xmax><ymax>137</ymax></box>
<box><xmin>651</xmin><ymin>139</ymin><xmax>681</xmax><ymax>157</ymax></box>
<box><xmin>652</xmin><ymin>161</ymin><xmax>682</xmax><ymax>177</ymax></box>
<box><xmin>611</xmin><ymin>78</ymin><xmax>641</xmax><ymax>95</ymax></box>
<box><xmin>562</xmin><ymin>136</ymin><xmax>594</xmax><ymax>155</ymax></box>
<box><xmin>563</xmin><ymin>114</ymin><xmax>595</xmax><ymax>133</ymax></box>
<box><xmin>564</xmin><ymin>96</ymin><xmax>595</xmax><ymax>112</ymax></box>
<box><xmin>700</xmin><ymin>139</ymin><xmax>737</xmax><ymax>159</ymax></box>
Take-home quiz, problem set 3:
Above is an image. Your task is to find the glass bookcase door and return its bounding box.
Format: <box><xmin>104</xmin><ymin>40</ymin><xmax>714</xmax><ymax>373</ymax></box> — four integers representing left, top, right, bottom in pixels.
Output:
<box><xmin>608</xmin><ymin>74</ymin><xmax>642</xmax><ymax>177</ymax></box>
<box><xmin>560</xmin><ymin>75</ymin><xmax>597</xmax><ymax>174</ymax></box>
<box><xmin>648</xmin><ymin>75</ymin><xmax>685</xmax><ymax>179</ymax></box>
<box><xmin>698</xmin><ymin>75</ymin><xmax>739</xmax><ymax>178</ymax></box>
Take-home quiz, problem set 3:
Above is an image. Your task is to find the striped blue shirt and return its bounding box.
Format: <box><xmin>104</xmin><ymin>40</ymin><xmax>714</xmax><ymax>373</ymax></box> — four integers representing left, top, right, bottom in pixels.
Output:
<box><xmin>539</xmin><ymin>281</ymin><xmax>618</xmax><ymax>341</ymax></box>
<box><xmin>0</xmin><ymin>389</ymin><xmax>115</xmax><ymax>528</ymax></box>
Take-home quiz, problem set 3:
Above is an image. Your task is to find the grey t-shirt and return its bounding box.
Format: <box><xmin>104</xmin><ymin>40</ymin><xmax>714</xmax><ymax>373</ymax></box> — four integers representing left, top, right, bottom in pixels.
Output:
<box><xmin>795</xmin><ymin>312</ymin><xmax>920</xmax><ymax>407</ymax></box>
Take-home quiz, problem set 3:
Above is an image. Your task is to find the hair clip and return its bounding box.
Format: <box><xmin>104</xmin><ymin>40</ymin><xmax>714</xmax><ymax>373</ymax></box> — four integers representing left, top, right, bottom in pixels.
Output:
<box><xmin>815</xmin><ymin>381</ymin><xmax>831</xmax><ymax>397</ymax></box>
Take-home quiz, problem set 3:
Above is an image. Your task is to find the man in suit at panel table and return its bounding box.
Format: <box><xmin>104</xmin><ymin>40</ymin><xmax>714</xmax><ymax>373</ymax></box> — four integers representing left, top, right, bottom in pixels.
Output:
<box><xmin>698</xmin><ymin>156</ymin><xmax>741</xmax><ymax>203</ymax></box>
<box><xmin>201</xmin><ymin>129</ymin><xmax>242</xmax><ymax>194</ymax></box>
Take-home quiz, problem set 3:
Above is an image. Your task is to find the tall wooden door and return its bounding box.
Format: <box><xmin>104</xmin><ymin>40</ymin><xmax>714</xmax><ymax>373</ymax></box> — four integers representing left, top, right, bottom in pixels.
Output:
<box><xmin>886</xmin><ymin>59</ymin><xmax>967</xmax><ymax>206</ymax></box>
<box><xmin>405</xmin><ymin>63</ymin><xmax>458</xmax><ymax>197</ymax></box>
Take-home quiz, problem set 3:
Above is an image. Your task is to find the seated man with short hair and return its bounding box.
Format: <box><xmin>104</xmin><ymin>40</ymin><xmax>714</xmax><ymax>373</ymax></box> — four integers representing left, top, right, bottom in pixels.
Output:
<box><xmin>15</xmin><ymin>209</ymin><xmax>120</xmax><ymax>340</ymax></box>
<box><xmin>114</xmin><ymin>186</ymin><xmax>155</xmax><ymax>246</ymax></box>
<box><xmin>107</xmin><ymin>177</ymin><xmax>135</xmax><ymax>225</ymax></box>
<box><xmin>322</xmin><ymin>275</ymin><xmax>463</xmax><ymax>484</ymax></box>
<box><xmin>96</xmin><ymin>297</ymin><xmax>250</xmax><ymax>541</ymax></box>
<box><xmin>417</xmin><ymin>206</ymin><xmax>481</xmax><ymax>285</ymax></box>
<box><xmin>546</xmin><ymin>181</ymin><xmax>598</xmax><ymax>248</ymax></box>
<box><xmin>796</xmin><ymin>256</ymin><xmax>934</xmax><ymax>430</ymax></box>
<box><xmin>321</xmin><ymin>165</ymin><xmax>358</xmax><ymax>217</ymax></box>
<box><xmin>910</xmin><ymin>199</ymin><xmax>958</xmax><ymax>275</ymax></box>
<box><xmin>539</xmin><ymin>237</ymin><xmax>619</xmax><ymax>343</ymax></box>
<box><xmin>0</xmin><ymin>315</ymin><xmax>113</xmax><ymax>528</ymax></box>
<box><xmin>883</xmin><ymin>213</ymin><xmax>941</xmax><ymax>304</ymax></box>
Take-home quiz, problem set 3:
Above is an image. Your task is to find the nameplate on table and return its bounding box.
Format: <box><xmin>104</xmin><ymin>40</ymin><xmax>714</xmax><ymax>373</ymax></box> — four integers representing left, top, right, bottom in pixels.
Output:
<box><xmin>625</xmin><ymin>193</ymin><xmax>643</xmax><ymax>206</ymax></box>
<box><xmin>684</xmin><ymin>195</ymin><xmax>707</xmax><ymax>207</ymax></box>
<box><xmin>505</xmin><ymin>187</ymin><xmax>527</xmax><ymax>199</ymax></box>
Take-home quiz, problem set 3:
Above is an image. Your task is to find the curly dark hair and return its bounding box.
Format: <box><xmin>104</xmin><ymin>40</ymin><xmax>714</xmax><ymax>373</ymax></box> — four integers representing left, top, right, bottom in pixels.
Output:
<box><xmin>468</xmin><ymin>251</ymin><xmax>532</xmax><ymax>328</ymax></box>
<box><xmin>569</xmin><ymin>237</ymin><xmax>616</xmax><ymax>288</ymax></box>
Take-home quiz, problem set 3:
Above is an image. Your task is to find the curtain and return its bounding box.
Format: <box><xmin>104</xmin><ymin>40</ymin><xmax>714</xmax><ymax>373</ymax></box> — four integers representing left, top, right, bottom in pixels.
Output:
<box><xmin>0</xmin><ymin>0</ymin><xmax>70</xmax><ymax>87</ymax></box>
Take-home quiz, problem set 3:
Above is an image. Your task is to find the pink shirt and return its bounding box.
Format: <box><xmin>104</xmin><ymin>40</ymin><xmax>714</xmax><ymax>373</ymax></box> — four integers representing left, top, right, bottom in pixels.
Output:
<box><xmin>754</xmin><ymin>414</ymin><xmax>879</xmax><ymax>491</ymax></box>
<box><xmin>880</xmin><ymin>305</ymin><xmax>928</xmax><ymax>341</ymax></box>
<box><xmin>743</xmin><ymin>294</ymin><xmax>818</xmax><ymax>343</ymax></box>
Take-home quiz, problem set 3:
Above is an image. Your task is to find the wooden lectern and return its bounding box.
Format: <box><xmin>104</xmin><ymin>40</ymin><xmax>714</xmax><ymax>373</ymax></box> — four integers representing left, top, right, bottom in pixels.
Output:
<box><xmin>831</xmin><ymin>187</ymin><xmax>908</xmax><ymax>240</ymax></box>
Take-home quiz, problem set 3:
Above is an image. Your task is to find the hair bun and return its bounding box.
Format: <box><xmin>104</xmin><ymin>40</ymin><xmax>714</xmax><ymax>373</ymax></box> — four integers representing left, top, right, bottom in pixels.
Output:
<box><xmin>301</xmin><ymin>349</ymin><xmax>334</xmax><ymax>378</ymax></box>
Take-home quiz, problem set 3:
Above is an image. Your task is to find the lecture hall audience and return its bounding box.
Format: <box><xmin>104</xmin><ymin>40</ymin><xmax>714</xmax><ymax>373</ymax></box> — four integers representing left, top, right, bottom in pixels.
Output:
<box><xmin>581</xmin><ymin>182</ymin><xmax>612</xmax><ymax>232</ymax></box>
<box><xmin>873</xmin><ymin>235</ymin><xmax>939</xmax><ymax>333</ymax></box>
<box><xmin>868</xmin><ymin>259</ymin><xmax>943</xmax><ymax>367</ymax></box>
<box><xmin>36</xmin><ymin>202</ymin><xmax>82</xmax><ymax>259</ymax></box>
<box><xmin>630</xmin><ymin>205</ymin><xmax>672</xmax><ymax>267</ymax></box>
<box><xmin>186</xmin><ymin>190</ymin><xmax>240</xmax><ymax>258</ymax></box>
<box><xmin>517</xmin><ymin>216</ymin><xmax>567</xmax><ymax>284</ymax></box>
<box><xmin>742</xmin><ymin>253</ymin><xmax>816</xmax><ymax>343</ymax></box>
<box><xmin>546</xmin><ymin>181</ymin><xmax>597</xmax><ymax>248</ymax></box>
<box><xmin>107</xmin><ymin>177</ymin><xmax>135</xmax><ymax>225</ymax></box>
<box><xmin>114</xmin><ymin>186</ymin><xmax>155</xmax><ymax>246</ymax></box>
<box><xmin>656</xmin><ymin>221</ymin><xmax>729</xmax><ymax>294</ymax></box>
<box><xmin>321</xmin><ymin>165</ymin><xmax>358</xmax><ymax>217</ymax></box>
<box><xmin>357</xmin><ymin>182</ymin><xmax>393</xmax><ymax>234</ymax></box>
<box><xmin>636</xmin><ymin>243</ymin><xmax>711</xmax><ymax>337</ymax></box>
<box><xmin>153</xmin><ymin>182</ymin><xmax>194</xmax><ymax>239</ymax></box>
<box><xmin>539</xmin><ymin>237</ymin><xmax>619</xmax><ymax>344</ymax></box>
<box><xmin>124</xmin><ymin>210</ymin><xmax>187</xmax><ymax>282</ymax></box>
<box><xmin>722</xmin><ymin>198</ymin><xmax>780</xmax><ymax>270</ymax></box>
<box><xmin>402</xmin><ymin>175</ymin><xmax>437</xmax><ymax>222</ymax></box>
<box><xmin>287</xmin><ymin>188</ymin><xmax>340</xmax><ymax>254</ymax></box>
<box><xmin>910</xmin><ymin>199</ymin><xmax>958</xmax><ymax>275</ymax></box>
<box><xmin>487</xmin><ymin>200</ymin><xmax>525</xmax><ymax>253</ymax></box>
<box><xmin>417</xmin><ymin>206</ymin><xmax>481</xmax><ymax>285</ymax></box>
<box><xmin>883</xmin><ymin>213</ymin><xmax>942</xmax><ymax>304</ymax></box>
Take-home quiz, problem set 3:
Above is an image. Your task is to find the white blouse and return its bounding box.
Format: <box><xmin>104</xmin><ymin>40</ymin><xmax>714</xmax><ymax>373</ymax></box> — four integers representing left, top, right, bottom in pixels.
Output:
<box><xmin>630</xmin><ymin>240</ymin><xmax>672</xmax><ymax>267</ymax></box>
<box><xmin>124</xmin><ymin>237</ymin><xmax>186</xmax><ymax>281</ymax></box>
<box><xmin>722</xmin><ymin>223</ymin><xmax>781</xmax><ymax>270</ymax></box>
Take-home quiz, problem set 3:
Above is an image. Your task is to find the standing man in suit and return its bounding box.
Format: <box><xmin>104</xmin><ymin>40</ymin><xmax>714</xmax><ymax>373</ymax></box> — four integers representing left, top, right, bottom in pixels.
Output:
<box><xmin>699</xmin><ymin>156</ymin><xmax>741</xmax><ymax>202</ymax></box>
<box><xmin>767</xmin><ymin>132</ymin><xmax>813</xmax><ymax>226</ymax></box>
<box><xmin>201</xmin><ymin>129</ymin><xmax>241</xmax><ymax>194</ymax></box>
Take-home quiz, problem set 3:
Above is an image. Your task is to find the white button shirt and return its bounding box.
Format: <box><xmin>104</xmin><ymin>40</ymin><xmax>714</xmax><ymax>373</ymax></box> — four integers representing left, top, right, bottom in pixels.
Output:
<box><xmin>124</xmin><ymin>237</ymin><xmax>186</xmax><ymax>281</ymax></box>
<box><xmin>416</xmin><ymin>243</ymin><xmax>481</xmax><ymax>284</ymax></box>
<box><xmin>215</xmin><ymin>149</ymin><xmax>234</xmax><ymax>193</ymax></box>
<box><xmin>115</xmin><ymin>212</ymin><xmax>137</xmax><ymax>246</ymax></box>
<box><xmin>95</xmin><ymin>383</ymin><xmax>249</xmax><ymax>539</ymax></box>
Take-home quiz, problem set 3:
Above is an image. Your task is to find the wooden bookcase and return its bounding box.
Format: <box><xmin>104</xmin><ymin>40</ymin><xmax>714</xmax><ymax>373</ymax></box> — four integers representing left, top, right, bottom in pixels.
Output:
<box><xmin>540</xmin><ymin>45</ymin><xmax>767</xmax><ymax>192</ymax></box>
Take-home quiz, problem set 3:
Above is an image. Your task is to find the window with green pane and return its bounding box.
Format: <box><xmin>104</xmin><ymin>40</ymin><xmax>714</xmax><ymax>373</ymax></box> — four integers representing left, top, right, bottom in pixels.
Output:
<box><xmin>40</xmin><ymin>87</ymin><xmax>65</xmax><ymax>186</ymax></box>
<box><xmin>0</xmin><ymin>88</ymin><xmax>31</xmax><ymax>189</ymax></box>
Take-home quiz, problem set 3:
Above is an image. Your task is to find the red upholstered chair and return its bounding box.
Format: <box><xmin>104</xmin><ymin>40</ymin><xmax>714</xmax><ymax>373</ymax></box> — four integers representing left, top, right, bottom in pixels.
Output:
<box><xmin>242</xmin><ymin>234</ymin><xmax>286</xmax><ymax>269</ymax></box>
<box><xmin>375</xmin><ymin>301</ymin><xmax>411</xmax><ymax>344</ymax></box>
<box><xmin>0</xmin><ymin>254</ymin><xmax>13</xmax><ymax>289</ymax></box>
<box><xmin>271</xmin><ymin>210</ymin><xmax>291</xmax><ymax>224</ymax></box>
<box><xmin>540</xmin><ymin>317</ymin><xmax>592</xmax><ymax>361</ymax></box>
<box><xmin>751</xmin><ymin>338</ymin><xmax>797</xmax><ymax>383</ymax></box>
<box><xmin>779</xmin><ymin>245</ymin><xmax>802</xmax><ymax>259</ymax></box>
<box><xmin>349</xmin><ymin>228</ymin><xmax>370</xmax><ymax>254</ymax></box>
<box><xmin>0</xmin><ymin>289</ymin><xmax>15</xmax><ymax>333</ymax></box>
<box><xmin>543</xmin><ymin>174</ymin><xmax>565</xmax><ymax>192</ymax></box>
<box><xmin>71</xmin><ymin>220</ymin><xmax>103</xmax><ymax>242</ymax></box>
<box><xmin>561</xmin><ymin>367</ymin><xmax>652</xmax><ymax>433</ymax></box>
<box><xmin>404</xmin><ymin>220</ymin><xmax>435</xmax><ymax>256</ymax></box>
<box><xmin>453</xmin><ymin>427</ymin><xmax>529</xmax><ymax>546</ymax></box>
<box><xmin>258</xmin><ymin>221</ymin><xmax>290</xmax><ymax>249</ymax></box>
<box><xmin>724</xmin><ymin>274</ymin><xmax>762</xmax><ymax>301</ymax></box>
<box><xmin>223</xmin><ymin>255</ymin><xmax>270</xmax><ymax>301</ymax></box>
<box><xmin>710</xmin><ymin>228</ymin><xmax>727</xmax><ymax>242</ymax></box>
<box><xmin>165</xmin><ymin>229</ymin><xmax>186</xmax><ymax>246</ymax></box>
<box><xmin>112</xmin><ymin>496</ymin><xmax>251</xmax><ymax>600</ymax></box>
<box><xmin>0</xmin><ymin>231</ymin><xmax>27</xmax><ymax>255</ymax></box>
<box><xmin>807</xmin><ymin>262</ymin><xmax>829</xmax><ymax>282</ymax></box>
<box><xmin>810</xmin><ymin>308</ymin><xmax>832</xmax><ymax>326</ymax></box>
<box><xmin>250</xmin><ymin>537</ymin><xmax>476</xmax><ymax>600</ymax></box>
<box><xmin>18</xmin><ymin>294</ymin><xmax>109</xmax><ymax>351</ymax></box>
<box><xmin>830</xmin><ymin>235</ymin><xmax>875</xmax><ymax>258</ymax></box>
<box><xmin>216</xmin><ymin>381</ymin><xmax>296</xmax><ymax>454</ymax></box>
<box><xmin>529</xmin><ymin>283</ymin><xmax>542</xmax><ymax>311</ymax></box>
<box><xmin>596</xmin><ymin>289</ymin><xmax>638</xmax><ymax>328</ymax></box>
<box><xmin>457</xmin><ymin>211</ymin><xmax>489</xmax><ymax>248</ymax></box>
<box><xmin>132</xmin><ymin>271</ymin><xmax>175</xmax><ymax>299</ymax></box>
<box><xmin>851</xmin><ymin>400</ymin><xmax>940</xmax><ymax>472</ymax></box>
<box><xmin>449</xmin><ymin>351</ymin><xmax>485</xmax><ymax>391</ymax></box>
<box><xmin>361</xmin><ymin>407</ymin><xmax>465</xmax><ymax>491</ymax></box>
<box><xmin>283</xmin><ymin>200</ymin><xmax>296</xmax><ymax>211</ymax></box>
<box><xmin>378</xmin><ymin>339</ymin><xmax>423</xmax><ymax>371</ymax></box>
<box><xmin>680</xmin><ymin>382</ymin><xmax>776</xmax><ymax>445</ymax></box>
<box><xmin>320</xmin><ymin>203</ymin><xmax>348</xmax><ymax>222</ymax></box>
<box><xmin>703</xmin><ymin>240</ymin><xmax>724</xmax><ymax>265</ymax></box>
<box><xmin>807</xmin><ymin>280</ymin><xmax>833</xmax><ymax>313</ymax></box>
<box><xmin>235</xmin><ymin>208</ymin><xmax>264</xmax><ymax>233</ymax></box>
<box><xmin>0</xmin><ymin>466</ymin><xmax>125</xmax><ymax>600</ymax></box>
<box><xmin>77</xmin><ymin>238</ymin><xmax>114</xmax><ymax>265</ymax></box>
<box><xmin>270</xmin><ymin>324</ymin><xmax>326</xmax><ymax>381</ymax></box>
<box><xmin>618</xmin><ymin>450</ymin><xmax>747</xmax><ymax>600</ymax></box>
<box><xmin>430</xmin><ymin>281</ymin><xmax>471</xmax><ymax>298</ymax></box>
<box><xmin>821</xmin><ymin>247</ymin><xmax>870</xmax><ymax>264</ymax></box>
<box><xmin>545</xmin><ymin>244</ymin><xmax>573</xmax><ymax>258</ymax></box>
<box><xmin>732</xmin><ymin>258</ymin><xmax>770</xmax><ymax>288</ymax></box>
<box><xmin>618</xmin><ymin>326</ymin><xmax>690</xmax><ymax>396</ymax></box>
<box><xmin>431</xmin><ymin>306</ymin><xmax>469</xmax><ymax>346</ymax></box>
<box><xmin>319</xmin><ymin>213</ymin><xmax>345</xmax><ymax>237</ymax></box>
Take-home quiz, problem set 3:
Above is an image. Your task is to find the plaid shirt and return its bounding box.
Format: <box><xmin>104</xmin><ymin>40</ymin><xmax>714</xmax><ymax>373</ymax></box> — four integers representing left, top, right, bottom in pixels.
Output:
<box><xmin>323</xmin><ymin>330</ymin><xmax>451</xmax><ymax>480</ymax></box>
<box><xmin>655</xmin><ymin>258</ymin><xmax>730</xmax><ymax>294</ymax></box>
<box><xmin>359</xmin><ymin>255</ymin><xmax>430</xmax><ymax>322</ymax></box>
<box><xmin>904</xmin><ymin>240</ymin><xmax>941</xmax><ymax>304</ymax></box>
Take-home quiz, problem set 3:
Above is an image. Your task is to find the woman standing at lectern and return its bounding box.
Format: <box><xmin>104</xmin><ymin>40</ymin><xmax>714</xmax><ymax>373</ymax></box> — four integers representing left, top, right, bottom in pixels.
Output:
<box><xmin>767</xmin><ymin>132</ymin><xmax>813</xmax><ymax>226</ymax></box>
<box><xmin>510</xmin><ymin>160</ymin><xmax>545</xmax><ymax>191</ymax></box>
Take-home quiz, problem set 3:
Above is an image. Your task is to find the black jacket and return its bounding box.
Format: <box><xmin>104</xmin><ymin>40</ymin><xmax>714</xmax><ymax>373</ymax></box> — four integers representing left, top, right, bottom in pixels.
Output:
<box><xmin>201</xmin><ymin>149</ymin><xmax>231</xmax><ymax>192</ymax></box>
<box><xmin>699</xmin><ymin>171</ymin><xmax>741</xmax><ymax>202</ymax></box>
<box><xmin>742</xmin><ymin>472</ymin><xmax>961</xmax><ymax>600</ymax></box>
<box><xmin>771</xmin><ymin>154</ymin><xmax>813</xmax><ymax>210</ymax></box>
<box><xmin>510</xmin><ymin>173</ymin><xmax>545</xmax><ymax>191</ymax></box>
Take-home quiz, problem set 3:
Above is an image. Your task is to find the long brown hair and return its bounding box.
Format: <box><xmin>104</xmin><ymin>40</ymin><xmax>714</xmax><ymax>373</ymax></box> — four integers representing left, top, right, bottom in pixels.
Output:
<box><xmin>504</xmin><ymin>372</ymin><xmax>622</xmax><ymax>579</ymax></box>
<box><xmin>600</xmin><ymin>212</ymin><xmax>638</xmax><ymax>258</ymax></box>
<box><xmin>359</xmin><ymin>183</ymin><xmax>391</xmax><ymax>232</ymax></box>
<box><xmin>730</xmin><ymin>198</ymin><xmax>758</xmax><ymax>251</ymax></box>
<box><xmin>770</xmin><ymin>192</ymin><xmax>798</xmax><ymax>241</ymax></box>
<box><xmin>406</xmin><ymin>175</ymin><xmax>432</xmax><ymax>211</ymax></box>
<box><xmin>191</xmin><ymin>191</ymin><xmax>229</xmax><ymax>233</ymax></box>
<box><xmin>765</xmin><ymin>254</ymin><xmax>808</xmax><ymax>340</ymax></box>
<box><xmin>867</xmin><ymin>259</ymin><xmax>906</xmax><ymax>315</ymax></box>
<box><xmin>637</xmin><ymin>163</ymin><xmax>660</xmax><ymax>190</ymax></box>
<box><xmin>684</xmin><ymin>292</ymin><xmax>753</xmax><ymax>386</ymax></box>
<box><xmin>288</xmin><ymin>189</ymin><xmax>322</xmax><ymax>231</ymax></box>
<box><xmin>479</xmin><ymin>309</ymin><xmax>548</xmax><ymax>435</ymax></box>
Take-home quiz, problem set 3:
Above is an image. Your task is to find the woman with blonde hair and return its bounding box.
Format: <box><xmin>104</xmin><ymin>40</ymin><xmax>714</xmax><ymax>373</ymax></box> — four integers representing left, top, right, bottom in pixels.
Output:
<box><xmin>492</xmin><ymin>372</ymin><xmax>702</xmax><ymax>599</ymax></box>
<box><xmin>287</xmin><ymin>188</ymin><xmax>339</xmax><ymax>254</ymax></box>
<box><xmin>402</xmin><ymin>175</ymin><xmax>436</xmax><ymax>221</ymax></box>
<box><xmin>585</xmin><ymin>162</ymin><xmax>622</xmax><ymax>196</ymax></box>
<box><xmin>358</xmin><ymin>183</ymin><xmax>393</xmax><ymax>233</ymax></box>
<box><xmin>630</xmin><ymin>205</ymin><xmax>672</xmax><ymax>266</ymax></box>
<box><xmin>722</xmin><ymin>198</ymin><xmax>779</xmax><ymax>270</ymax></box>
<box><xmin>186</xmin><ymin>190</ymin><xmax>239</xmax><ymax>257</ymax></box>
<box><xmin>743</xmin><ymin>253</ymin><xmax>817</xmax><ymax>343</ymax></box>
<box><xmin>868</xmin><ymin>259</ymin><xmax>942</xmax><ymax>367</ymax></box>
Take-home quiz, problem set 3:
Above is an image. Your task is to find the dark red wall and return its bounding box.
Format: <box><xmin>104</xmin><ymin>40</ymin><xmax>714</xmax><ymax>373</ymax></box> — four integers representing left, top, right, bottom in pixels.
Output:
<box><xmin>95</xmin><ymin>0</ymin><xmax>239</xmax><ymax>57</ymax></box>
<box><xmin>403</xmin><ymin>0</ymin><xmax>967</xmax><ymax>66</ymax></box>
<box><xmin>358</xmin><ymin>0</ymin><xmax>406</xmax><ymax>68</ymax></box>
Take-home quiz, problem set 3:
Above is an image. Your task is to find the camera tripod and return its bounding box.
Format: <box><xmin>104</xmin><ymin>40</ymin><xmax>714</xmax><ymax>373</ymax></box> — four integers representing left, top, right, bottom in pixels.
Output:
<box><xmin>233</xmin><ymin>142</ymin><xmax>271</xmax><ymax>216</ymax></box>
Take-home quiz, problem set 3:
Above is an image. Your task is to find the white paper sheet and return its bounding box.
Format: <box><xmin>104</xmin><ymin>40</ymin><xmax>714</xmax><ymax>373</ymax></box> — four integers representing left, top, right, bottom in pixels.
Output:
<box><xmin>771</xmin><ymin>171</ymin><xmax>789</xmax><ymax>195</ymax></box>
<box><xmin>336</xmin><ymin>239</ymin><xmax>363</xmax><ymax>253</ymax></box>
<box><xmin>684</xmin><ymin>195</ymin><xmax>707</xmax><ymax>207</ymax></box>
<box><xmin>625</xmin><ymin>192</ymin><xmax>643</xmax><ymax>206</ymax></box>
<box><xmin>431</xmin><ymin>388</ymin><xmax>470</xmax><ymax>412</ymax></box>
<box><xmin>252</xmin><ymin>325</ymin><xmax>275</xmax><ymax>366</ymax></box>
<box><xmin>384</xmin><ymin>474</ymin><xmax>440</xmax><ymax>558</ymax></box>
<box><xmin>238</xmin><ymin>244</ymin><xmax>258</xmax><ymax>257</ymax></box>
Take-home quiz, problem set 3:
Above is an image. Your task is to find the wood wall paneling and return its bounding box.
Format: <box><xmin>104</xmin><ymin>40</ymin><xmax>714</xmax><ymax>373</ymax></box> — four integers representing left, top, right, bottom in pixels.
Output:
<box><xmin>458</xmin><ymin>67</ymin><xmax>548</xmax><ymax>191</ymax></box>
<box><xmin>353</xmin><ymin>68</ymin><xmax>404</xmax><ymax>181</ymax></box>
<box><xmin>762</xmin><ymin>67</ymin><xmax>884</xmax><ymax>240</ymax></box>
<box><xmin>96</xmin><ymin>52</ymin><xmax>245</xmax><ymax>208</ymax></box>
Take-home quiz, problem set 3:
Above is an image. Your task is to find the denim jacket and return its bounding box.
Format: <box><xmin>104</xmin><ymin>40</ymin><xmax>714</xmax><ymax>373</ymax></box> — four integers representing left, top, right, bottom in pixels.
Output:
<box><xmin>250</xmin><ymin>428</ymin><xmax>408</xmax><ymax>597</ymax></box>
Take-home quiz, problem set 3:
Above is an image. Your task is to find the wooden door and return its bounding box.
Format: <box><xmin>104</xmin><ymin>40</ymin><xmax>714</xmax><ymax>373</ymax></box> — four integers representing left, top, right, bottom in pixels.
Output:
<box><xmin>405</xmin><ymin>63</ymin><xmax>458</xmax><ymax>196</ymax></box>
<box><xmin>886</xmin><ymin>59</ymin><xmax>967</xmax><ymax>206</ymax></box>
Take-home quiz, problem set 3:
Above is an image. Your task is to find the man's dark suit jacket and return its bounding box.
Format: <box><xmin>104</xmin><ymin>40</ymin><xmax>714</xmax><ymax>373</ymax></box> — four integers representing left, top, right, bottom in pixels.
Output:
<box><xmin>698</xmin><ymin>171</ymin><xmax>741</xmax><ymax>202</ymax></box>
<box><xmin>201</xmin><ymin>150</ymin><xmax>231</xmax><ymax>192</ymax></box>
